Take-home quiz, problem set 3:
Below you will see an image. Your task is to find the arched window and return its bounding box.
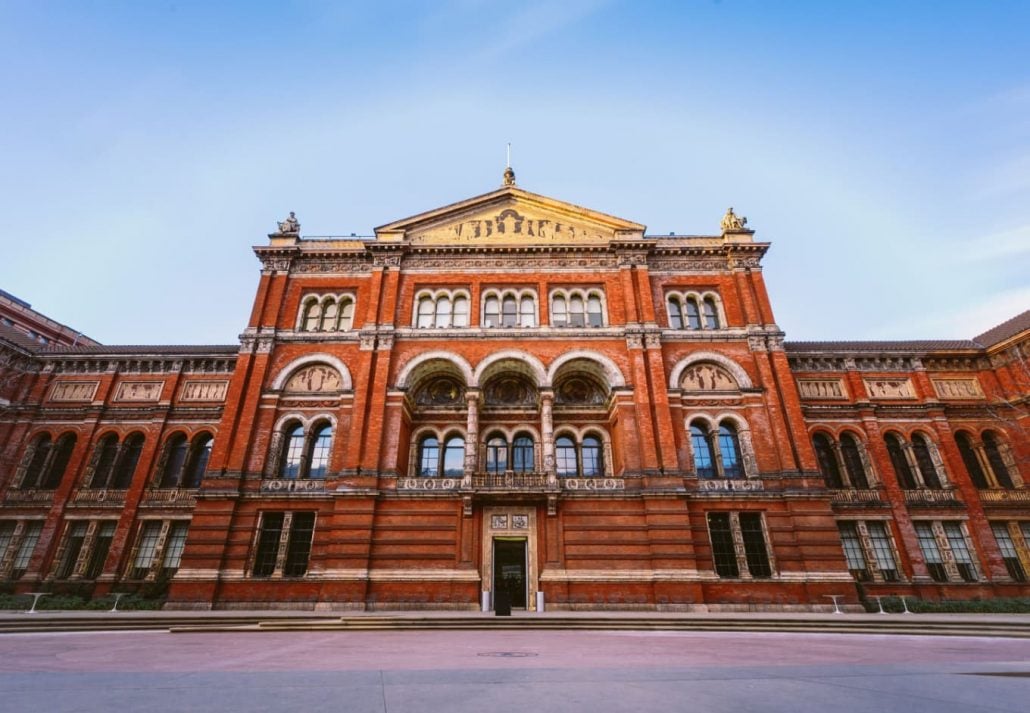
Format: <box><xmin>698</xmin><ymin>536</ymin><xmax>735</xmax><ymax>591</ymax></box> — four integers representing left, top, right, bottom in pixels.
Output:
<box><xmin>568</xmin><ymin>295</ymin><xmax>585</xmax><ymax>327</ymax></box>
<box><xmin>42</xmin><ymin>434</ymin><xmax>76</xmax><ymax>489</ymax></box>
<box><xmin>840</xmin><ymin>433</ymin><xmax>870</xmax><ymax>489</ymax></box>
<box><xmin>812</xmin><ymin>433</ymin><xmax>843</xmax><ymax>488</ymax></box>
<box><xmin>551</xmin><ymin>295</ymin><xmax>567</xmax><ymax>327</ymax></box>
<box><xmin>885</xmin><ymin>433</ymin><xmax>916</xmax><ymax>489</ymax></box>
<box><xmin>556</xmin><ymin>436</ymin><xmax>577</xmax><ymax>477</ymax></box>
<box><xmin>280</xmin><ymin>424</ymin><xmax>306</xmax><ymax>479</ymax></box>
<box><xmin>955</xmin><ymin>432</ymin><xmax>988</xmax><ymax>489</ymax></box>
<box><xmin>307</xmin><ymin>423</ymin><xmax>333</xmax><ymax>479</ymax></box>
<box><xmin>442</xmin><ymin>436</ymin><xmax>465</xmax><ymax>476</ymax></box>
<box><xmin>338</xmin><ymin>299</ymin><xmax>355</xmax><ymax>330</ymax></box>
<box><xmin>983</xmin><ymin>431</ymin><xmax>1014</xmax><ymax>489</ymax></box>
<box><xmin>587</xmin><ymin>295</ymin><xmax>603</xmax><ymax>327</ymax></box>
<box><xmin>452</xmin><ymin>296</ymin><xmax>469</xmax><ymax>327</ymax></box>
<box><xmin>159</xmin><ymin>434</ymin><xmax>189</xmax><ymax>488</ymax></box>
<box><xmin>486</xmin><ymin>435</ymin><xmax>508</xmax><ymax>474</ymax></box>
<box><xmin>581</xmin><ymin>435</ymin><xmax>603</xmax><ymax>476</ymax></box>
<box><xmin>319</xmin><ymin>298</ymin><xmax>338</xmax><ymax>331</ymax></box>
<box><xmin>520</xmin><ymin>296</ymin><xmax>536</xmax><ymax>327</ymax></box>
<box><xmin>501</xmin><ymin>296</ymin><xmax>518</xmax><ymax>327</ymax></box>
<box><xmin>484</xmin><ymin>296</ymin><xmax>500</xmax><ymax>327</ymax></box>
<box><xmin>685</xmin><ymin>298</ymin><xmax>701</xmax><ymax>329</ymax></box>
<box><xmin>691</xmin><ymin>425</ymin><xmax>715</xmax><ymax>478</ymax></box>
<box><xmin>416</xmin><ymin>296</ymin><xmax>435</xmax><ymax>328</ymax></box>
<box><xmin>418</xmin><ymin>435</ymin><xmax>440</xmax><ymax>476</ymax></box>
<box><xmin>435</xmin><ymin>296</ymin><xmax>452</xmax><ymax>328</ymax></box>
<box><xmin>111</xmin><ymin>434</ymin><xmax>144</xmax><ymax>488</ymax></box>
<box><xmin>667</xmin><ymin>297</ymin><xmax>684</xmax><ymax>329</ymax></box>
<box><xmin>513</xmin><ymin>435</ymin><xmax>534</xmax><ymax>473</ymax></box>
<box><xmin>703</xmin><ymin>297</ymin><xmax>719</xmax><ymax>329</ymax></box>
<box><xmin>21</xmin><ymin>434</ymin><xmax>52</xmax><ymax>489</ymax></box>
<box><xmin>302</xmin><ymin>299</ymin><xmax>321</xmax><ymax>331</ymax></box>
<box><xmin>183</xmin><ymin>434</ymin><xmax>213</xmax><ymax>488</ymax></box>
<box><xmin>90</xmin><ymin>434</ymin><xmax>120</xmax><ymax>489</ymax></box>
<box><xmin>911</xmin><ymin>434</ymin><xmax>942</xmax><ymax>489</ymax></box>
<box><xmin>718</xmin><ymin>424</ymin><xmax>743</xmax><ymax>478</ymax></box>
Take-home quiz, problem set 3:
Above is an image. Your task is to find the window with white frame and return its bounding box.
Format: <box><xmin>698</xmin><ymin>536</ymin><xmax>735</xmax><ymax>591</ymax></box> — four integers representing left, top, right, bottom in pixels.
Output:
<box><xmin>298</xmin><ymin>294</ymin><xmax>356</xmax><ymax>332</ymax></box>
<box><xmin>554</xmin><ymin>432</ymin><xmax>606</xmax><ymax>477</ymax></box>
<box><xmin>689</xmin><ymin>419</ymin><xmax>748</xmax><ymax>479</ymax></box>
<box><xmin>666</xmin><ymin>291</ymin><xmax>724</xmax><ymax>330</ymax></box>
<box><xmin>549</xmin><ymin>288</ymin><xmax>606</xmax><ymax>328</ymax></box>
<box><xmin>481</xmin><ymin>289</ymin><xmax>537</xmax><ymax>328</ymax></box>
<box><xmin>272</xmin><ymin>420</ymin><xmax>334</xmax><ymax>479</ymax></box>
<box><xmin>413</xmin><ymin>289</ymin><xmax>470</xmax><ymax>328</ymax></box>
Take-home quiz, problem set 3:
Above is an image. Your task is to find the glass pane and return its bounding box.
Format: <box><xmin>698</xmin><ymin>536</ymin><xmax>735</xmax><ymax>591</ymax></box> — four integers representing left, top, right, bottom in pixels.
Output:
<box><xmin>581</xmin><ymin>436</ymin><xmax>602</xmax><ymax>476</ymax></box>
<box><xmin>162</xmin><ymin>522</ymin><xmax>189</xmax><ymax>571</ymax></box>
<box><xmin>22</xmin><ymin>436</ymin><xmax>52</xmax><ymax>489</ymax></box>
<box><xmin>911</xmin><ymin>435</ymin><xmax>942</xmax><ymax>489</ymax></box>
<box><xmin>520</xmin><ymin>297</ymin><xmax>535</xmax><ymax>327</ymax></box>
<box><xmin>319</xmin><ymin>300</ymin><xmax>338</xmax><ymax>331</ymax></box>
<box><xmin>160</xmin><ymin>437</ymin><xmax>189</xmax><ymax>488</ymax></box>
<box><xmin>569</xmin><ymin>296</ymin><xmax>585</xmax><ymax>327</ymax></box>
<box><xmin>983</xmin><ymin>433</ymin><xmax>1014</xmax><ymax>488</ymax></box>
<box><xmin>513</xmin><ymin>437</ymin><xmax>534</xmax><ymax>473</ymax></box>
<box><xmin>813</xmin><ymin>433</ymin><xmax>842</xmax><ymax>488</ymax></box>
<box><xmin>707</xmin><ymin>513</ymin><xmax>738</xmax><ymax>577</ymax></box>
<box><xmin>280</xmin><ymin>426</ymin><xmax>305</xmax><ymax>479</ymax></box>
<box><xmin>435</xmin><ymin>297</ymin><xmax>451</xmax><ymax>328</ymax></box>
<box><xmin>486</xmin><ymin>437</ymin><xmax>507</xmax><ymax>474</ymax></box>
<box><xmin>551</xmin><ymin>296</ymin><xmax>567</xmax><ymax>326</ymax></box>
<box><xmin>307</xmin><ymin>424</ymin><xmax>333</xmax><ymax>478</ymax></box>
<box><xmin>133</xmin><ymin>522</ymin><xmax>162</xmax><ymax>571</ymax></box>
<box><xmin>13</xmin><ymin>522</ymin><xmax>42</xmax><ymax>573</ymax></box>
<box><xmin>91</xmin><ymin>437</ymin><xmax>119</xmax><ymax>489</ymax></box>
<box><xmin>484</xmin><ymin>297</ymin><xmax>500</xmax><ymax>327</ymax></box>
<box><xmin>284</xmin><ymin>512</ymin><xmax>315</xmax><ymax>577</ymax></box>
<box><xmin>718</xmin><ymin>425</ymin><xmax>742</xmax><ymax>478</ymax></box>
<box><xmin>685</xmin><ymin>299</ymin><xmax>701</xmax><ymax>329</ymax></box>
<box><xmin>303</xmin><ymin>301</ymin><xmax>320</xmax><ymax>331</ymax></box>
<box><xmin>587</xmin><ymin>296</ymin><xmax>603</xmax><ymax>327</ymax></box>
<box><xmin>419</xmin><ymin>437</ymin><xmax>440</xmax><ymax>476</ymax></box>
<box><xmin>840</xmin><ymin>434</ymin><xmax>869</xmax><ymax>489</ymax></box>
<box><xmin>739</xmin><ymin>513</ymin><xmax>771</xmax><ymax>577</ymax></box>
<box><xmin>703</xmin><ymin>298</ymin><xmax>719</xmax><ymax>328</ymax></box>
<box><xmin>452</xmin><ymin>297</ymin><xmax>469</xmax><ymax>327</ymax></box>
<box><xmin>838</xmin><ymin>522</ymin><xmax>868</xmax><ymax>574</ymax></box>
<box><xmin>556</xmin><ymin>437</ymin><xmax>577</xmax><ymax>477</ymax></box>
<box><xmin>339</xmin><ymin>299</ymin><xmax>354</xmax><ymax>330</ymax></box>
<box><xmin>866</xmin><ymin>522</ymin><xmax>898</xmax><ymax>578</ymax></box>
<box><xmin>691</xmin><ymin>426</ymin><xmax>715</xmax><ymax>478</ymax></box>
<box><xmin>886</xmin><ymin>435</ymin><xmax>916</xmax><ymax>489</ymax></box>
<box><xmin>956</xmin><ymin>433</ymin><xmax>988</xmax><ymax>489</ymax></box>
<box><xmin>502</xmin><ymin>296</ymin><xmax>517</xmax><ymax>327</ymax></box>
<box><xmin>442</xmin><ymin>437</ymin><xmax>465</xmax><ymax>476</ymax></box>
<box><xmin>667</xmin><ymin>298</ymin><xmax>683</xmax><ymax>329</ymax></box>
<box><xmin>184</xmin><ymin>436</ymin><xmax>212</xmax><ymax>488</ymax></box>
<box><xmin>112</xmin><ymin>436</ymin><xmax>143</xmax><ymax>489</ymax></box>
<box><xmin>417</xmin><ymin>298</ymin><xmax>435</xmax><ymax>328</ymax></box>
<box><xmin>252</xmin><ymin>512</ymin><xmax>284</xmax><ymax>577</ymax></box>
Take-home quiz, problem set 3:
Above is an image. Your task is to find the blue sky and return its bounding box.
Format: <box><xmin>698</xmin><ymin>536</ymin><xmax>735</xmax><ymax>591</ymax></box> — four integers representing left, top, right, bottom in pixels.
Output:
<box><xmin>2</xmin><ymin>1</ymin><xmax>1027</xmax><ymax>344</ymax></box>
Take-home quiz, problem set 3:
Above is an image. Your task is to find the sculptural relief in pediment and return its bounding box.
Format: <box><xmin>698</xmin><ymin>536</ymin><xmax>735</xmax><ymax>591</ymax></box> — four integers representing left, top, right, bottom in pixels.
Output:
<box><xmin>283</xmin><ymin>365</ymin><xmax>343</xmax><ymax>393</ymax></box>
<box><xmin>409</xmin><ymin>206</ymin><xmax>613</xmax><ymax>245</ymax></box>
<box><xmin>680</xmin><ymin>363</ymin><xmax>739</xmax><ymax>392</ymax></box>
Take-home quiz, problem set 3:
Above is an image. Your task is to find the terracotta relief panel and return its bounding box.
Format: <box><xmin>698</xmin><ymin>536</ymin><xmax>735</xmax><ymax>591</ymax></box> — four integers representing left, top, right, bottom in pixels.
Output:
<box><xmin>48</xmin><ymin>381</ymin><xmax>99</xmax><ymax>402</ymax></box>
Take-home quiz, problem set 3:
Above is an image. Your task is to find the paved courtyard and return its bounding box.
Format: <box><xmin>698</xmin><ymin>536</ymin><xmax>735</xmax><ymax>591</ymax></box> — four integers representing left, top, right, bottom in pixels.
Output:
<box><xmin>0</xmin><ymin>628</ymin><xmax>1027</xmax><ymax>712</ymax></box>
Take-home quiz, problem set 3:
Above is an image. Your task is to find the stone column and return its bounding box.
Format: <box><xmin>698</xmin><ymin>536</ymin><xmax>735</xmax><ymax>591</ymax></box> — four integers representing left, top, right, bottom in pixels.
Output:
<box><xmin>463</xmin><ymin>392</ymin><xmax>480</xmax><ymax>487</ymax></box>
<box><xmin>540</xmin><ymin>391</ymin><xmax>556</xmax><ymax>485</ymax></box>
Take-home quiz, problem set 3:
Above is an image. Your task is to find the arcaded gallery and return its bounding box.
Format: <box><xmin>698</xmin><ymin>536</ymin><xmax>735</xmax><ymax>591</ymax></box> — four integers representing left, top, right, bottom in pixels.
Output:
<box><xmin>1</xmin><ymin>169</ymin><xmax>1028</xmax><ymax>611</ymax></box>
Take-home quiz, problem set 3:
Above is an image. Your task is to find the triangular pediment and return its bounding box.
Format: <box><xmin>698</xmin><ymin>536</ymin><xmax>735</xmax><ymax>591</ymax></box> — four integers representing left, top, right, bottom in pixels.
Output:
<box><xmin>374</xmin><ymin>186</ymin><xmax>646</xmax><ymax>245</ymax></box>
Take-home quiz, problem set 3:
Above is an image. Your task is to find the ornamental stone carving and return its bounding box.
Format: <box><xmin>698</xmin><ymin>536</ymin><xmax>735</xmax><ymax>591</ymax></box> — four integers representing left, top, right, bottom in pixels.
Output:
<box><xmin>276</xmin><ymin>212</ymin><xmax>300</xmax><ymax>235</ymax></box>
<box><xmin>720</xmin><ymin>207</ymin><xmax>748</xmax><ymax>232</ymax></box>
<box><xmin>49</xmin><ymin>381</ymin><xmax>99</xmax><ymax>402</ymax></box>
<box><xmin>283</xmin><ymin>365</ymin><xmax>343</xmax><ymax>393</ymax></box>
<box><xmin>680</xmin><ymin>363</ymin><xmax>738</xmax><ymax>392</ymax></box>
<box><xmin>180</xmin><ymin>380</ymin><xmax>229</xmax><ymax>402</ymax></box>
<box><xmin>114</xmin><ymin>381</ymin><xmax>163</xmax><ymax>402</ymax></box>
<box><xmin>931</xmin><ymin>378</ymin><xmax>983</xmax><ymax>400</ymax></box>
<box><xmin>797</xmin><ymin>379</ymin><xmax>847</xmax><ymax>400</ymax></box>
<box><xmin>561</xmin><ymin>478</ymin><xmax>625</xmax><ymax>491</ymax></box>
<box><xmin>863</xmin><ymin>378</ymin><xmax>915</xmax><ymax>400</ymax></box>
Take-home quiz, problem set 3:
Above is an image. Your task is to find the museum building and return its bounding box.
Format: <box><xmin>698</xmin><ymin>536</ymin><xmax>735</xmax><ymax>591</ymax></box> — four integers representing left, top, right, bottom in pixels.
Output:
<box><xmin>1</xmin><ymin>169</ymin><xmax>1028</xmax><ymax>610</ymax></box>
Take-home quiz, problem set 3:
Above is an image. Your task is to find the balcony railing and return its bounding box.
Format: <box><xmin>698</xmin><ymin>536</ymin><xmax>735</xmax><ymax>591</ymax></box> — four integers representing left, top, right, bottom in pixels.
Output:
<box><xmin>3</xmin><ymin>488</ymin><xmax>55</xmax><ymax>505</ymax></box>
<box><xmin>829</xmin><ymin>488</ymin><xmax>885</xmax><ymax>506</ymax></box>
<box><xmin>141</xmin><ymin>488</ymin><xmax>198</xmax><ymax>506</ymax></box>
<box><xmin>978</xmin><ymin>489</ymin><xmax>1030</xmax><ymax>505</ymax></box>
<box><xmin>903</xmin><ymin>488</ymin><xmax>961</xmax><ymax>507</ymax></box>
<box><xmin>70</xmin><ymin>488</ymin><xmax>127</xmax><ymax>506</ymax></box>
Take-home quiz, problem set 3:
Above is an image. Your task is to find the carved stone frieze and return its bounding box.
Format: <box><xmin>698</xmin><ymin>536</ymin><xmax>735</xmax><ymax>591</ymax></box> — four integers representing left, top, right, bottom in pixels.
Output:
<box><xmin>291</xmin><ymin>257</ymin><xmax>372</xmax><ymax>274</ymax></box>
<box><xmin>931</xmin><ymin>378</ymin><xmax>984</xmax><ymax>400</ymax></box>
<box><xmin>48</xmin><ymin>381</ymin><xmax>99</xmax><ymax>402</ymax></box>
<box><xmin>261</xmin><ymin>479</ymin><xmax>326</xmax><ymax>493</ymax></box>
<box><xmin>180</xmin><ymin>380</ymin><xmax>229</xmax><ymax>402</ymax></box>
<box><xmin>696</xmin><ymin>479</ymin><xmax>764</xmax><ymax>492</ymax></box>
<box><xmin>114</xmin><ymin>381</ymin><xmax>163</xmax><ymax>402</ymax></box>
<box><xmin>797</xmin><ymin>378</ymin><xmax>847</xmax><ymax>400</ymax></box>
<box><xmin>284</xmin><ymin>365</ymin><xmax>342</xmax><ymax>393</ymax></box>
<box><xmin>680</xmin><ymin>363</ymin><xmax>738</xmax><ymax>392</ymax></box>
<box><xmin>397</xmin><ymin>478</ymin><xmax>461</xmax><ymax>491</ymax></box>
<box><xmin>864</xmin><ymin>378</ymin><xmax>915</xmax><ymax>400</ymax></box>
<box><xmin>400</xmin><ymin>254</ymin><xmax>620</xmax><ymax>271</ymax></box>
<box><xmin>561</xmin><ymin>478</ymin><xmax>625</xmax><ymax>491</ymax></box>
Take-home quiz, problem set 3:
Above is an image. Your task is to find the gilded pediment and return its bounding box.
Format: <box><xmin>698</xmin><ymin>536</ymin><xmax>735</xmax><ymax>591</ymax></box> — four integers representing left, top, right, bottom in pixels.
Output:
<box><xmin>375</xmin><ymin>186</ymin><xmax>646</xmax><ymax>246</ymax></box>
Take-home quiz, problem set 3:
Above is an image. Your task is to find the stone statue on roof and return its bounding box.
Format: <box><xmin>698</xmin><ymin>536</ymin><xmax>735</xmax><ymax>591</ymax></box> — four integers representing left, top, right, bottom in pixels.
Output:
<box><xmin>720</xmin><ymin>207</ymin><xmax>748</xmax><ymax>232</ymax></box>
<box><xmin>276</xmin><ymin>212</ymin><xmax>300</xmax><ymax>235</ymax></box>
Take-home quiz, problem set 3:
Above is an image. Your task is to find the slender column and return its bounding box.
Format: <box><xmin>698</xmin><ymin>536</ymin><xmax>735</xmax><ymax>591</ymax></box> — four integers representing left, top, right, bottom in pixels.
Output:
<box><xmin>463</xmin><ymin>392</ymin><xmax>480</xmax><ymax>486</ymax></box>
<box><xmin>540</xmin><ymin>391</ymin><xmax>556</xmax><ymax>485</ymax></box>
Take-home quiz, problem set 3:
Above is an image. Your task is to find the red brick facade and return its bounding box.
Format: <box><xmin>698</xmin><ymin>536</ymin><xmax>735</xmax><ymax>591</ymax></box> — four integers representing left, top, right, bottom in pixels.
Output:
<box><xmin>1</xmin><ymin>180</ymin><xmax>1027</xmax><ymax>610</ymax></box>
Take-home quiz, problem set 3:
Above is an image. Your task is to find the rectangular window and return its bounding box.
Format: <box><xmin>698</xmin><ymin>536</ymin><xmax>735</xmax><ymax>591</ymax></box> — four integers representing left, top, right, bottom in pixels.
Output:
<box><xmin>84</xmin><ymin>521</ymin><xmax>116</xmax><ymax>579</ymax></box>
<box><xmin>943</xmin><ymin>522</ymin><xmax>977</xmax><ymax>582</ymax></box>
<box><xmin>991</xmin><ymin>523</ymin><xmax>1026</xmax><ymax>582</ymax></box>
<box><xmin>838</xmin><ymin>522</ymin><xmax>870</xmax><ymax>581</ymax></box>
<box><xmin>707</xmin><ymin>512</ymin><xmax>739</xmax><ymax>578</ymax></box>
<box><xmin>866</xmin><ymin>522</ymin><xmax>899</xmax><ymax>581</ymax></box>
<box><xmin>56</xmin><ymin>521</ymin><xmax>88</xmax><ymax>579</ymax></box>
<box><xmin>161</xmin><ymin>521</ymin><xmax>189</xmax><ymax>575</ymax></box>
<box><xmin>12</xmin><ymin>522</ymin><xmax>42</xmax><ymax>577</ymax></box>
<box><xmin>915</xmin><ymin>523</ymin><xmax>947</xmax><ymax>582</ymax></box>
<box><xmin>252</xmin><ymin>512</ymin><xmax>285</xmax><ymax>577</ymax></box>
<box><xmin>132</xmin><ymin>522</ymin><xmax>163</xmax><ymax>579</ymax></box>
<box><xmin>283</xmin><ymin>513</ymin><xmax>316</xmax><ymax>577</ymax></box>
<box><xmin>739</xmin><ymin>513</ymin><xmax>772</xmax><ymax>578</ymax></box>
<box><xmin>0</xmin><ymin>522</ymin><xmax>14</xmax><ymax>564</ymax></box>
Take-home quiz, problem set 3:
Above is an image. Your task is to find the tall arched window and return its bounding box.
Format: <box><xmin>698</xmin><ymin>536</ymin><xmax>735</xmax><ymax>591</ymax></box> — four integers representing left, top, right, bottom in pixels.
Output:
<box><xmin>581</xmin><ymin>435</ymin><xmax>603</xmax><ymax>476</ymax></box>
<box><xmin>183</xmin><ymin>434</ymin><xmax>213</xmax><ymax>488</ymax></box>
<box><xmin>556</xmin><ymin>436</ymin><xmax>577</xmax><ymax>477</ymax></box>
<box><xmin>21</xmin><ymin>434</ymin><xmax>52</xmax><ymax>489</ymax></box>
<box><xmin>703</xmin><ymin>297</ymin><xmax>719</xmax><ymax>329</ymax></box>
<box><xmin>718</xmin><ymin>424</ymin><xmax>743</xmax><ymax>478</ymax></box>
<box><xmin>338</xmin><ymin>299</ymin><xmax>355</xmax><ymax>330</ymax></box>
<box><xmin>513</xmin><ymin>435</ymin><xmax>534</xmax><ymax>473</ymax></box>
<box><xmin>452</xmin><ymin>296</ymin><xmax>469</xmax><ymax>327</ymax></box>
<box><xmin>435</xmin><ymin>296</ymin><xmax>452</xmax><ymax>328</ymax></box>
<box><xmin>90</xmin><ymin>434</ymin><xmax>120</xmax><ymax>489</ymax></box>
<box><xmin>418</xmin><ymin>435</ymin><xmax>440</xmax><ymax>476</ymax></box>
<box><xmin>280</xmin><ymin>424</ymin><xmax>306</xmax><ymax>479</ymax></box>
<box><xmin>520</xmin><ymin>296</ymin><xmax>536</xmax><ymax>327</ymax></box>
<box><xmin>486</xmin><ymin>436</ymin><xmax>508</xmax><ymax>474</ymax></box>
<box><xmin>685</xmin><ymin>298</ymin><xmax>701</xmax><ymax>329</ymax></box>
<box><xmin>42</xmin><ymin>434</ymin><xmax>76</xmax><ymax>489</ymax></box>
<box><xmin>111</xmin><ymin>434</ymin><xmax>144</xmax><ymax>488</ymax></box>
<box><xmin>839</xmin><ymin>433</ymin><xmax>869</xmax><ymax>489</ymax></box>
<box><xmin>691</xmin><ymin>425</ymin><xmax>715</xmax><ymax>478</ymax></box>
<box><xmin>587</xmin><ymin>295</ymin><xmax>603</xmax><ymax>327</ymax></box>
<box><xmin>302</xmin><ymin>299</ymin><xmax>321</xmax><ymax>331</ymax></box>
<box><xmin>885</xmin><ymin>433</ymin><xmax>916</xmax><ymax>490</ymax></box>
<box><xmin>307</xmin><ymin>423</ymin><xmax>333</xmax><ymax>479</ymax></box>
<box><xmin>567</xmin><ymin>296</ymin><xmax>584</xmax><ymax>327</ymax></box>
<box><xmin>911</xmin><ymin>434</ymin><xmax>942</xmax><ymax>489</ymax></box>
<box><xmin>319</xmin><ymin>298</ymin><xmax>339</xmax><ymax>331</ymax></box>
<box><xmin>159</xmin><ymin>435</ymin><xmax>190</xmax><ymax>488</ymax></box>
<box><xmin>442</xmin><ymin>436</ymin><xmax>465</xmax><ymax>476</ymax></box>
<box><xmin>812</xmin><ymin>433</ymin><xmax>843</xmax><ymax>488</ymax></box>
<box><xmin>667</xmin><ymin>297</ymin><xmax>684</xmax><ymax>329</ymax></box>
<box><xmin>551</xmin><ymin>295</ymin><xmax>567</xmax><ymax>327</ymax></box>
<box><xmin>416</xmin><ymin>297</ymin><xmax>435</xmax><ymax>328</ymax></box>
<box><xmin>955</xmin><ymin>432</ymin><xmax>988</xmax><ymax>489</ymax></box>
<box><xmin>501</xmin><ymin>296</ymin><xmax>518</xmax><ymax>327</ymax></box>
<box><xmin>983</xmin><ymin>431</ymin><xmax>1014</xmax><ymax>489</ymax></box>
<box><xmin>484</xmin><ymin>296</ymin><xmax>500</xmax><ymax>327</ymax></box>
